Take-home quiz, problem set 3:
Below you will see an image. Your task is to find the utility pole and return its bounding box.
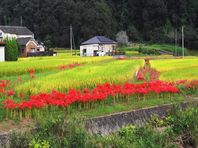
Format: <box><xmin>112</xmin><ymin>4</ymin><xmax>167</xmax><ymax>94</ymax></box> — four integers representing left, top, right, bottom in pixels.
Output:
<box><xmin>182</xmin><ymin>26</ymin><xmax>185</xmax><ymax>58</ymax></box>
<box><xmin>20</xmin><ymin>16</ymin><xmax>23</xmax><ymax>26</ymax></box>
<box><xmin>175</xmin><ymin>28</ymin><xmax>178</xmax><ymax>56</ymax></box>
<box><xmin>72</xmin><ymin>32</ymin><xmax>76</xmax><ymax>55</ymax></box>
<box><xmin>70</xmin><ymin>25</ymin><xmax>73</xmax><ymax>54</ymax></box>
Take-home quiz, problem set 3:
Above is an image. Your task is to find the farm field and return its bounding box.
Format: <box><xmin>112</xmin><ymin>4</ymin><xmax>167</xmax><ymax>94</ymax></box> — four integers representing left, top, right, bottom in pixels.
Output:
<box><xmin>151</xmin><ymin>58</ymin><xmax>198</xmax><ymax>81</ymax></box>
<box><xmin>0</xmin><ymin>54</ymin><xmax>198</xmax><ymax>122</ymax></box>
<box><xmin>0</xmin><ymin>56</ymin><xmax>111</xmax><ymax>77</ymax></box>
<box><xmin>15</xmin><ymin>59</ymin><xmax>143</xmax><ymax>94</ymax></box>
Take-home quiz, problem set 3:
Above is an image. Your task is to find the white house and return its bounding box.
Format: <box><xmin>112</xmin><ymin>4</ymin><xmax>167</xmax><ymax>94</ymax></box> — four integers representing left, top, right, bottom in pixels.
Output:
<box><xmin>0</xmin><ymin>26</ymin><xmax>34</xmax><ymax>39</ymax></box>
<box><xmin>0</xmin><ymin>42</ymin><xmax>5</xmax><ymax>62</ymax></box>
<box><xmin>80</xmin><ymin>36</ymin><xmax>117</xmax><ymax>56</ymax></box>
<box><xmin>0</xmin><ymin>26</ymin><xmax>45</xmax><ymax>57</ymax></box>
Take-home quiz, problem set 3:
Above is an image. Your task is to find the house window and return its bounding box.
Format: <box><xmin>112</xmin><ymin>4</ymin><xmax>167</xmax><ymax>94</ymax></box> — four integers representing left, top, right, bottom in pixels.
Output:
<box><xmin>37</xmin><ymin>48</ymin><xmax>40</xmax><ymax>51</ymax></box>
<box><xmin>31</xmin><ymin>48</ymin><xmax>35</xmax><ymax>52</ymax></box>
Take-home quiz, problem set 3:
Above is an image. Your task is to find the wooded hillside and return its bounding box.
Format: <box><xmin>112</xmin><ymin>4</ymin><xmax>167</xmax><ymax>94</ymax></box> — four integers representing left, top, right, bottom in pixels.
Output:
<box><xmin>0</xmin><ymin>0</ymin><xmax>197</xmax><ymax>49</ymax></box>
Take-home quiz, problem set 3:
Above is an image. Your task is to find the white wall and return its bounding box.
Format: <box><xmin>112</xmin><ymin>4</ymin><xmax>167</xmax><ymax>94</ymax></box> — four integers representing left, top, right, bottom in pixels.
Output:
<box><xmin>2</xmin><ymin>33</ymin><xmax>17</xmax><ymax>39</ymax></box>
<box><xmin>80</xmin><ymin>44</ymin><xmax>117</xmax><ymax>56</ymax></box>
<box><xmin>80</xmin><ymin>44</ymin><xmax>99</xmax><ymax>56</ymax></box>
<box><xmin>0</xmin><ymin>30</ymin><xmax>34</xmax><ymax>40</ymax></box>
<box><xmin>17</xmin><ymin>35</ymin><xmax>34</xmax><ymax>38</ymax></box>
<box><xmin>37</xmin><ymin>45</ymin><xmax>45</xmax><ymax>52</ymax></box>
<box><xmin>0</xmin><ymin>46</ymin><xmax>5</xmax><ymax>62</ymax></box>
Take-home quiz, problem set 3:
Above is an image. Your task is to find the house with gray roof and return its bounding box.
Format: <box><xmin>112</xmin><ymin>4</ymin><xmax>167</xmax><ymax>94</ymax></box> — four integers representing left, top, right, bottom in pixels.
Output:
<box><xmin>0</xmin><ymin>26</ymin><xmax>44</xmax><ymax>57</ymax></box>
<box><xmin>0</xmin><ymin>26</ymin><xmax>34</xmax><ymax>39</ymax></box>
<box><xmin>80</xmin><ymin>36</ymin><xmax>117</xmax><ymax>56</ymax></box>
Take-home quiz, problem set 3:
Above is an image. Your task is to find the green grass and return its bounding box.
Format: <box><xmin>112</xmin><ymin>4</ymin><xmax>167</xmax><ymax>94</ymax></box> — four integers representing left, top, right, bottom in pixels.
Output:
<box><xmin>15</xmin><ymin>59</ymin><xmax>144</xmax><ymax>94</ymax></box>
<box><xmin>151</xmin><ymin>58</ymin><xmax>198</xmax><ymax>81</ymax></box>
<box><xmin>68</xmin><ymin>95</ymin><xmax>184</xmax><ymax>118</ymax></box>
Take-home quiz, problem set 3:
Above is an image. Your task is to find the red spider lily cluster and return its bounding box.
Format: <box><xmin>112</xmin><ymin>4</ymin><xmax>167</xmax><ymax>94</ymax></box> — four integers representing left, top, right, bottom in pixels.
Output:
<box><xmin>0</xmin><ymin>77</ymin><xmax>23</xmax><ymax>98</ymax></box>
<box><xmin>58</xmin><ymin>63</ymin><xmax>81</xmax><ymax>70</ymax></box>
<box><xmin>3</xmin><ymin>81</ymin><xmax>178</xmax><ymax>112</ymax></box>
<box><xmin>172</xmin><ymin>80</ymin><xmax>198</xmax><ymax>94</ymax></box>
<box><xmin>0</xmin><ymin>80</ymin><xmax>17</xmax><ymax>97</ymax></box>
<box><xmin>0</xmin><ymin>80</ymin><xmax>10</xmax><ymax>94</ymax></box>
<box><xmin>136</xmin><ymin>59</ymin><xmax>160</xmax><ymax>82</ymax></box>
<box><xmin>116</xmin><ymin>57</ymin><xmax>128</xmax><ymax>60</ymax></box>
<box><xmin>29</xmin><ymin>68</ymin><xmax>35</xmax><ymax>79</ymax></box>
<box><xmin>136</xmin><ymin>66</ymin><xmax>160</xmax><ymax>81</ymax></box>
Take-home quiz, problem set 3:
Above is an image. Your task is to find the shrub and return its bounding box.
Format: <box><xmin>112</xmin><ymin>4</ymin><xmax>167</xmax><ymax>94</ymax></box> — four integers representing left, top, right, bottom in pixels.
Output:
<box><xmin>5</xmin><ymin>39</ymin><xmax>19</xmax><ymax>61</ymax></box>
<box><xmin>9</xmin><ymin>132</ymin><xmax>33</xmax><ymax>148</ymax></box>
<box><xmin>138</xmin><ymin>48</ymin><xmax>160</xmax><ymax>55</ymax></box>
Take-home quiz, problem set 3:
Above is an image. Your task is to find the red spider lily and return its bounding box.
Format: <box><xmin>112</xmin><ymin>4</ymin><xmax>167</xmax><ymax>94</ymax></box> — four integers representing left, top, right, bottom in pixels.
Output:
<box><xmin>2</xmin><ymin>80</ymin><xmax>180</xmax><ymax>111</ymax></box>
<box><xmin>29</xmin><ymin>69</ymin><xmax>35</xmax><ymax>79</ymax></box>
<box><xmin>58</xmin><ymin>63</ymin><xmax>81</xmax><ymax>70</ymax></box>
<box><xmin>2</xmin><ymin>99</ymin><xmax>17</xmax><ymax>109</ymax></box>
<box><xmin>5</xmin><ymin>89</ymin><xmax>15</xmax><ymax>96</ymax></box>
<box><xmin>19</xmin><ymin>93</ymin><xmax>24</xmax><ymax>99</ymax></box>
<box><xmin>136</xmin><ymin>66</ymin><xmax>160</xmax><ymax>82</ymax></box>
<box><xmin>29</xmin><ymin>69</ymin><xmax>35</xmax><ymax>74</ymax></box>
<box><xmin>18</xmin><ymin>76</ymin><xmax>22</xmax><ymax>81</ymax></box>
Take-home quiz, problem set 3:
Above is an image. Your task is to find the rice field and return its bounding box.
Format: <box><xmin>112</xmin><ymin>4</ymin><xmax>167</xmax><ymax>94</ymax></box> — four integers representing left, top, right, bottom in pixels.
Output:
<box><xmin>1</xmin><ymin>54</ymin><xmax>198</xmax><ymax>121</ymax></box>
<box><xmin>1</xmin><ymin>55</ymin><xmax>198</xmax><ymax>95</ymax></box>
<box><xmin>15</xmin><ymin>59</ymin><xmax>144</xmax><ymax>94</ymax></box>
<box><xmin>151</xmin><ymin>58</ymin><xmax>198</xmax><ymax>81</ymax></box>
<box><xmin>0</xmin><ymin>56</ymin><xmax>111</xmax><ymax>77</ymax></box>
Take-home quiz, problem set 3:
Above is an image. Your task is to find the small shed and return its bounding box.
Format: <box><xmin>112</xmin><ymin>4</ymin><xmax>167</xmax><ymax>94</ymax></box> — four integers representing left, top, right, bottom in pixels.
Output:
<box><xmin>80</xmin><ymin>36</ymin><xmax>117</xmax><ymax>56</ymax></box>
<box><xmin>0</xmin><ymin>42</ymin><xmax>5</xmax><ymax>62</ymax></box>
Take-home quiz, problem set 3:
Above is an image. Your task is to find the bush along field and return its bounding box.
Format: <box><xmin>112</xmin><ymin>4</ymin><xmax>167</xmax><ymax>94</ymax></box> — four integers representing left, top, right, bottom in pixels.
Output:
<box><xmin>117</xmin><ymin>43</ymin><xmax>196</xmax><ymax>56</ymax></box>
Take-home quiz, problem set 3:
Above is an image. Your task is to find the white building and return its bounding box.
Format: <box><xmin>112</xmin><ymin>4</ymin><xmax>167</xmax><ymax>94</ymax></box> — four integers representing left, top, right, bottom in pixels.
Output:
<box><xmin>0</xmin><ymin>26</ymin><xmax>34</xmax><ymax>40</ymax></box>
<box><xmin>0</xmin><ymin>26</ymin><xmax>45</xmax><ymax>57</ymax></box>
<box><xmin>80</xmin><ymin>36</ymin><xmax>117</xmax><ymax>56</ymax></box>
<box><xmin>0</xmin><ymin>42</ymin><xmax>5</xmax><ymax>62</ymax></box>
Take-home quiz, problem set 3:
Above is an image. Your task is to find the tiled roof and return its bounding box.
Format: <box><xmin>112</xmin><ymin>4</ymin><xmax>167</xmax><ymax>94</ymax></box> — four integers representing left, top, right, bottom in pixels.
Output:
<box><xmin>81</xmin><ymin>36</ymin><xmax>117</xmax><ymax>45</ymax></box>
<box><xmin>0</xmin><ymin>26</ymin><xmax>33</xmax><ymax>35</ymax></box>
<box><xmin>17</xmin><ymin>38</ymin><xmax>37</xmax><ymax>46</ymax></box>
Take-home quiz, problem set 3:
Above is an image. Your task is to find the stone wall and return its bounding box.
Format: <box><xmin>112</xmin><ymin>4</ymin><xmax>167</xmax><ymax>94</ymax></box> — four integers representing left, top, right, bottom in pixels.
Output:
<box><xmin>86</xmin><ymin>101</ymin><xmax>197</xmax><ymax>135</ymax></box>
<box><xmin>0</xmin><ymin>132</ymin><xmax>9</xmax><ymax>148</ymax></box>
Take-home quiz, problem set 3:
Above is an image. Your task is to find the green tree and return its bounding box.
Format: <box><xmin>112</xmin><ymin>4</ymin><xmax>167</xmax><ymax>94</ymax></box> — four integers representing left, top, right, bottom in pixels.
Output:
<box><xmin>5</xmin><ymin>39</ymin><xmax>19</xmax><ymax>61</ymax></box>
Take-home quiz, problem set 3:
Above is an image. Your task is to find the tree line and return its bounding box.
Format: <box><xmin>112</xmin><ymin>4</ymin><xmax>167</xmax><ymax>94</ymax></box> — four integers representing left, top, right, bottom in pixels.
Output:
<box><xmin>0</xmin><ymin>0</ymin><xmax>197</xmax><ymax>49</ymax></box>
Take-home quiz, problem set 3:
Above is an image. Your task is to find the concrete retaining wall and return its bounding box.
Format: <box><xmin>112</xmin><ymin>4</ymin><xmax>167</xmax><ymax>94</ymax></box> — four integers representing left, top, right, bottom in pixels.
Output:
<box><xmin>86</xmin><ymin>101</ymin><xmax>197</xmax><ymax>135</ymax></box>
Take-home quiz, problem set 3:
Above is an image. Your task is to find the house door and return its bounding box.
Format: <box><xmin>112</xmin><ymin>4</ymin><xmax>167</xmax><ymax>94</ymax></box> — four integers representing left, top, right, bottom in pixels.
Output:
<box><xmin>94</xmin><ymin>50</ymin><xmax>99</xmax><ymax>56</ymax></box>
<box><xmin>83</xmin><ymin>49</ymin><xmax>86</xmax><ymax>56</ymax></box>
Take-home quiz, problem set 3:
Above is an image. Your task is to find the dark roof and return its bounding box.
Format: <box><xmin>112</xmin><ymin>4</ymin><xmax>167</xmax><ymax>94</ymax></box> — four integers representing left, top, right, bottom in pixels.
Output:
<box><xmin>81</xmin><ymin>36</ymin><xmax>117</xmax><ymax>45</ymax></box>
<box><xmin>17</xmin><ymin>38</ymin><xmax>37</xmax><ymax>46</ymax></box>
<box><xmin>0</xmin><ymin>26</ymin><xmax>33</xmax><ymax>35</ymax></box>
